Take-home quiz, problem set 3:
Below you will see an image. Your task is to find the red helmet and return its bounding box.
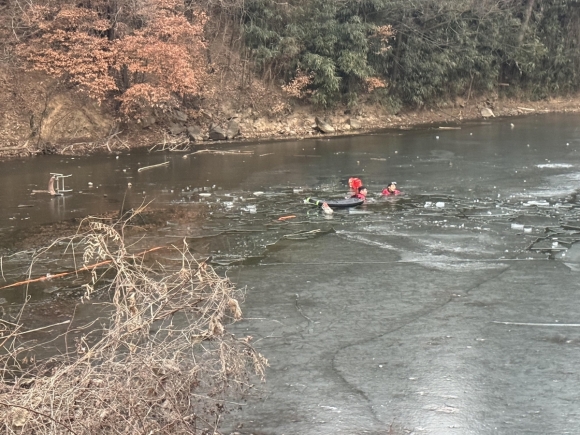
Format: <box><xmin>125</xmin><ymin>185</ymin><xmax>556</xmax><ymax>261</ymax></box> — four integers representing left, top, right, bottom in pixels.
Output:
<box><xmin>349</xmin><ymin>177</ymin><xmax>363</xmax><ymax>191</ymax></box>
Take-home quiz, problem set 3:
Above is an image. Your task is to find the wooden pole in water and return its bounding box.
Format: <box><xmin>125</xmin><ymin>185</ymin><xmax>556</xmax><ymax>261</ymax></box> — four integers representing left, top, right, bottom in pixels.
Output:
<box><xmin>0</xmin><ymin>246</ymin><xmax>165</xmax><ymax>291</ymax></box>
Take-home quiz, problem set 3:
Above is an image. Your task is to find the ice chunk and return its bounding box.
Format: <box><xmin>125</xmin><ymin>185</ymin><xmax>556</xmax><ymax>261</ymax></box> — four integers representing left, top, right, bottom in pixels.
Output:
<box><xmin>523</xmin><ymin>200</ymin><xmax>550</xmax><ymax>207</ymax></box>
<box><xmin>535</xmin><ymin>163</ymin><xmax>573</xmax><ymax>169</ymax></box>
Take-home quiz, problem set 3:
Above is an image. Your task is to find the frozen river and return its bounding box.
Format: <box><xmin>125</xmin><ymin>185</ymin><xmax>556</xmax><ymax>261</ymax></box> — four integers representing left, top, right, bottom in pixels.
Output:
<box><xmin>1</xmin><ymin>113</ymin><xmax>580</xmax><ymax>434</ymax></box>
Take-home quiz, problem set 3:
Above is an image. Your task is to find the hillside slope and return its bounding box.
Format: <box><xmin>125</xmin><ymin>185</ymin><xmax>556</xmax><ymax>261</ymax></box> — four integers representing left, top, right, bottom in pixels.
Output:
<box><xmin>3</xmin><ymin>63</ymin><xmax>580</xmax><ymax>160</ymax></box>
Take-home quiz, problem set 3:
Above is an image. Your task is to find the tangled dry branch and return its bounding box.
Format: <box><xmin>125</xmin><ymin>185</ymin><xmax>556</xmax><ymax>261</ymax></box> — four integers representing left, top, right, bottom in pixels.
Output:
<box><xmin>0</xmin><ymin>215</ymin><xmax>267</xmax><ymax>434</ymax></box>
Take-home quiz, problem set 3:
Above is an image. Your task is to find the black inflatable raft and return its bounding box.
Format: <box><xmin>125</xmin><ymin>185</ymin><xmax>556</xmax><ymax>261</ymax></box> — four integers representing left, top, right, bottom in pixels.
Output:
<box><xmin>305</xmin><ymin>197</ymin><xmax>364</xmax><ymax>208</ymax></box>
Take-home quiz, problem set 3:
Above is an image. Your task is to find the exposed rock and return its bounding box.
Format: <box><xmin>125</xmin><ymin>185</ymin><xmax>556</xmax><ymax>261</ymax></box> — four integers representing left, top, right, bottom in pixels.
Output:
<box><xmin>226</xmin><ymin>119</ymin><xmax>240</xmax><ymax>140</ymax></box>
<box><xmin>140</xmin><ymin>115</ymin><xmax>156</xmax><ymax>129</ymax></box>
<box><xmin>199</xmin><ymin>109</ymin><xmax>213</xmax><ymax>121</ymax></box>
<box><xmin>186</xmin><ymin>125</ymin><xmax>204</xmax><ymax>142</ymax></box>
<box><xmin>481</xmin><ymin>107</ymin><xmax>495</xmax><ymax>118</ymax></box>
<box><xmin>169</xmin><ymin>122</ymin><xmax>186</xmax><ymax>135</ymax></box>
<box><xmin>22</xmin><ymin>85</ymin><xmax>115</xmax><ymax>146</ymax></box>
<box><xmin>315</xmin><ymin>117</ymin><xmax>335</xmax><ymax>134</ymax></box>
<box><xmin>348</xmin><ymin>118</ymin><xmax>362</xmax><ymax>129</ymax></box>
<box><xmin>208</xmin><ymin>123</ymin><xmax>227</xmax><ymax>141</ymax></box>
<box><xmin>174</xmin><ymin>110</ymin><xmax>188</xmax><ymax>122</ymax></box>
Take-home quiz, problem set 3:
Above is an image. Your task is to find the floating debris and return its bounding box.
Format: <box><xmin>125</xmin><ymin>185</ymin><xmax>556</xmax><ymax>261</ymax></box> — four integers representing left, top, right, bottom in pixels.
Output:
<box><xmin>190</xmin><ymin>149</ymin><xmax>253</xmax><ymax>156</ymax></box>
<box><xmin>137</xmin><ymin>161</ymin><xmax>169</xmax><ymax>172</ymax></box>
<box><xmin>321</xmin><ymin>203</ymin><xmax>334</xmax><ymax>215</ymax></box>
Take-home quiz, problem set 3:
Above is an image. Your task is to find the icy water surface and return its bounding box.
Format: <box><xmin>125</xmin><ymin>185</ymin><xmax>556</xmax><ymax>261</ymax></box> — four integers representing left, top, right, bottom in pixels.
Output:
<box><xmin>2</xmin><ymin>114</ymin><xmax>580</xmax><ymax>434</ymax></box>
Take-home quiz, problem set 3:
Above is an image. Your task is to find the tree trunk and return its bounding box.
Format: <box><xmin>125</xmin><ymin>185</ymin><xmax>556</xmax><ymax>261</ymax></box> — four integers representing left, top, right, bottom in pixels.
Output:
<box><xmin>107</xmin><ymin>0</ymin><xmax>119</xmax><ymax>41</ymax></box>
<box><xmin>390</xmin><ymin>26</ymin><xmax>404</xmax><ymax>85</ymax></box>
<box><xmin>517</xmin><ymin>0</ymin><xmax>536</xmax><ymax>46</ymax></box>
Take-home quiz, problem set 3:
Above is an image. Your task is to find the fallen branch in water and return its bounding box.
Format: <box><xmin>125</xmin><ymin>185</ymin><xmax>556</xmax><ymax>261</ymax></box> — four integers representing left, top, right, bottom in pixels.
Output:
<box><xmin>137</xmin><ymin>161</ymin><xmax>170</xmax><ymax>172</ymax></box>
<box><xmin>189</xmin><ymin>149</ymin><xmax>253</xmax><ymax>156</ymax></box>
<box><xmin>0</xmin><ymin>246</ymin><xmax>165</xmax><ymax>290</ymax></box>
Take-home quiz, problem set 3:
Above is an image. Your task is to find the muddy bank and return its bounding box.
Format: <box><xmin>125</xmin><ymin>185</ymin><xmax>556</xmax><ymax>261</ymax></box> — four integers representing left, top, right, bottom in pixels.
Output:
<box><xmin>3</xmin><ymin>68</ymin><xmax>580</xmax><ymax>160</ymax></box>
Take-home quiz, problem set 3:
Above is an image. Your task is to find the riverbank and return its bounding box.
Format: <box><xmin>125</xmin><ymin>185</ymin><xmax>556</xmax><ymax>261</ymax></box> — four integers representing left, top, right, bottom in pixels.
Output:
<box><xmin>2</xmin><ymin>67</ymin><xmax>580</xmax><ymax>160</ymax></box>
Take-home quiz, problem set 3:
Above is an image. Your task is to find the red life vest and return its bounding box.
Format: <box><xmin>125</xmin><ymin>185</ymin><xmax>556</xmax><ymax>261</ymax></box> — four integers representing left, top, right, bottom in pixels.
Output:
<box><xmin>382</xmin><ymin>188</ymin><xmax>401</xmax><ymax>196</ymax></box>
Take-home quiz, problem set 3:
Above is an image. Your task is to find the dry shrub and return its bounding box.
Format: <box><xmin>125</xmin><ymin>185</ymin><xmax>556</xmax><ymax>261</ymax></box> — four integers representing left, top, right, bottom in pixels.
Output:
<box><xmin>365</xmin><ymin>77</ymin><xmax>387</xmax><ymax>92</ymax></box>
<box><xmin>281</xmin><ymin>70</ymin><xmax>313</xmax><ymax>99</ymax></box>
<box><xmin>373</xmin><ymin>24</ymin><xmax>395</xmax><ymax>54</ymax></box>
<box><xmin>0</xmin><ymin>214</ymin><xmax>267</xmax><ymax>434</ymax></box>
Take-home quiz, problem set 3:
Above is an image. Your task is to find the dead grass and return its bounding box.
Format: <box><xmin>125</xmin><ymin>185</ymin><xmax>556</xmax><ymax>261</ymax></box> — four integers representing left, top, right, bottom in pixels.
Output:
<box><xmin>0</xmin><ymin>210</ymin><xmax>267</xmax><ymax>434</ymax></box>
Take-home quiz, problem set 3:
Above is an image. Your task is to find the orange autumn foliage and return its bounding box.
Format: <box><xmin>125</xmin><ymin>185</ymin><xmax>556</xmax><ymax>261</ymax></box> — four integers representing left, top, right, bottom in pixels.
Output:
<box><xmin>364</xmin><ymin>76</ymin><xmax>387</xmax><ymax>92</ymax></box>
<box><xmin>19</xmin><ymin>6</ymin><xmax>117</xmax><ymax>100</ymax></box>
<box><xmin>18</xmin><ymin>0</ymin><xmax>208</xmax><ymax>116</ymax></box>
<box><xmin>281</xmin><ymin>69</ymin><xmax>313</xmax><ymax>99</ymax></box>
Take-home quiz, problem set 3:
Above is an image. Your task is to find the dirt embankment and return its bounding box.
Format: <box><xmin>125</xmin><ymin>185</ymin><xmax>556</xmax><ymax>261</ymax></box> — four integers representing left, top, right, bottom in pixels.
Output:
<box><xmin>2</xmin><ymin>65</ymin><xmax>580</xmax><ymax>160</ymax></box>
